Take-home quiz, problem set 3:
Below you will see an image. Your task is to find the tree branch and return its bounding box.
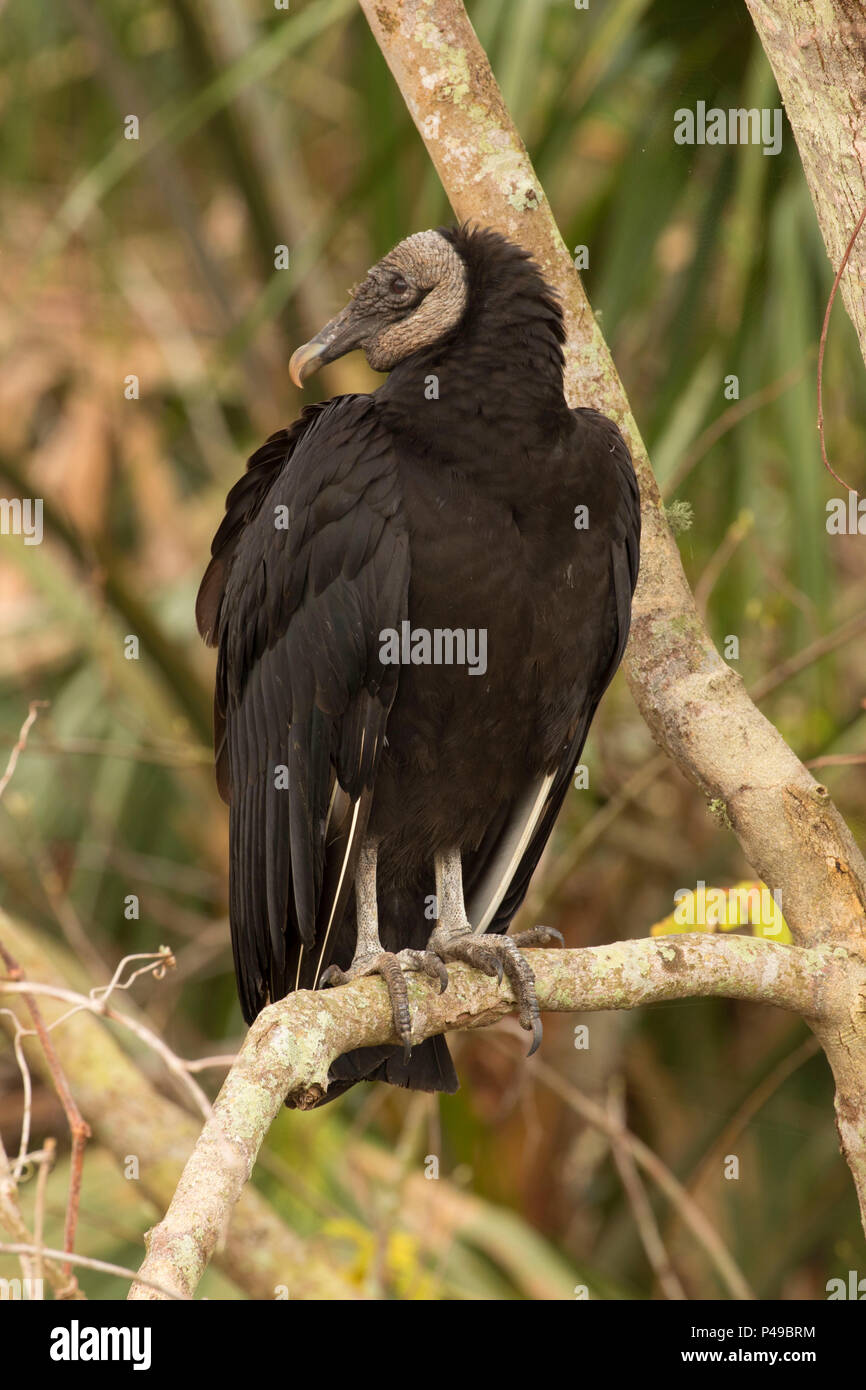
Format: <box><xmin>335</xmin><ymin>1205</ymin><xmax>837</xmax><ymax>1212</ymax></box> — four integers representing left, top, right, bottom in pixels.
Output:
<box><xmin>129</xmin><ymin>935</ymin><xmax>863</xmax><ymax>1299</ymax></box>
<box><xmin>745</xmin><ymin>0</ymin><xmax>866</xmax><ymax>370</ymax></box>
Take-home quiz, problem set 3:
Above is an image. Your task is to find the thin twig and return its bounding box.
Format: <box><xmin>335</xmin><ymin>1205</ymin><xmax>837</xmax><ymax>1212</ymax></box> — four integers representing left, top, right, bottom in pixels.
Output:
<box><xmin>0</xmin><ymin>1136</ymin><xmax>81</xmax><ymax>1299</ymax></box>
<box><xmin>184</xmin><ymin>1054</ymin><xmax>237</xmax><ymax>1073</ymax></box>
<box><xmin>0</xmin><ymin>1243</ymin><xmax>189</xmax><ymax>1300</ymax></box>
<box><xmin>0</xmin><ymin>1132</ymin><xmax>36</xmax><ymax>1283</ymax></box>
<box><xmin>33</xmin><ymin>1136</ymin><xmax>56</xmax><ymax>1288</ymax></box>
<box><xmin>606</xmin><ymin>1079</ymin><xmax>687</xmax><ymax>1300</ymax></box>
<box><xmin>0</xmin><ymin>701</ymin><xmax>48</xmax><ymax>800</ymax></box>
<box><xmin>525</xmin><ymin>1052</ymin><xmax>755</xmax><ymax>1300</ymax></box>
<box><xmin>94</xmin><ymin>947</ymin><xmax>176</xmax><ymax>1003</ymax></box>
<box><xmin>685</xmin><ymin>1034</ymin><xmax>820</xmax><ymax>1199</ymax></box>
<box><xmin>0</xmin><ymin>936</ymin><xmax>90</xmax><ymax>1283</ymax></box>
<box><xmin>806</xmin><ymin>753</ymin><xmax>866</xmax><ymax>770</ymax></box>
<box><xmin>817</xmin><ymin>200</ymin><xmax>866</xmax><ymax>493</ymax></box>
<box><xmin>0</xmin><ymin>974</ymin><xmax>212</xmax><ymax>1119</ymax></box>
<box><xmin>750</xmin><ymin>608</ymin><xmax>866</xmax><ymax>700</ymax></box>
<box><xmin>0</xmin><ymin>1006</ymin><xmax>34</xmax><ymax>1178</ymax></box>
<box><xmin>693</xmin><ymin>510</ymin><xmax>754</xmax><ymax>617</ymax></box>
<box><xmin>0</xmin><ymin>734</ymin><xmax>211</xmax><ymax>768</ymax></box>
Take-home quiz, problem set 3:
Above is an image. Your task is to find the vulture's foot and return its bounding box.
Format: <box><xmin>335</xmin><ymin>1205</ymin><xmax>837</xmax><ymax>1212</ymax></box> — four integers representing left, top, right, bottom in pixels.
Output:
<box><xmin>427</xmin><ymin>927</ymin><xmax>558</xmax><ymax>1057</ymax></box>
<box><xmin>319</xmin><ymin>950</ymin><xmax>448</xmax><ymax>1059</ymax></box>
<box><xmin>431</xmin><ymin>848</ymin><xmax>563</xmax><ymax>1055</ymax></box>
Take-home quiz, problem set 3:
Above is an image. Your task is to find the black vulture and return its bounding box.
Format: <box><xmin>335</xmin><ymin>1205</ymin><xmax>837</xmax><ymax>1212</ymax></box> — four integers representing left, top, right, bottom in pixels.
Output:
<box><xmin>197</xmin><ymin>225</ymin><xmax>640</xmax><ymax>1105</ymax></box>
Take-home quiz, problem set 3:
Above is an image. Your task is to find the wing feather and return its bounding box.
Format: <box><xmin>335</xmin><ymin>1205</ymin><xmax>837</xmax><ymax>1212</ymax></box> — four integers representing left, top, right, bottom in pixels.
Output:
<box><xmin>198</xmin><ymin>396</ymin><xmax>409</xmax><ymax>1022</ymax></box>
<box><xmin>466</xmin><ymin>409</ymin><xmax>640</xmax><ymax>938</ymax></box>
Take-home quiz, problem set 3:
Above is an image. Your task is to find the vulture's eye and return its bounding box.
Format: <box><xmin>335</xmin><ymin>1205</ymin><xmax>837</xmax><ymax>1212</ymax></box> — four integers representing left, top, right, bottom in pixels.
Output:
<box><xmin>388</xmin><ymin>274</ymin><xmax>410</xmax><ymax>297</ymax></box>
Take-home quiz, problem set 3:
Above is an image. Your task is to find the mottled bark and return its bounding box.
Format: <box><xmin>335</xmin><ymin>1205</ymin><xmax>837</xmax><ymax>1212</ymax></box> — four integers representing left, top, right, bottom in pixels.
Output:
<box><xmin>745</xmin><ymin>0</ymin><xmax>866</xmax><ymax>366</ymax></box>
<box><xmin>129</xmin><ymin>933</ymin><xmax>863</xmax><ymax>1299</ymax></box>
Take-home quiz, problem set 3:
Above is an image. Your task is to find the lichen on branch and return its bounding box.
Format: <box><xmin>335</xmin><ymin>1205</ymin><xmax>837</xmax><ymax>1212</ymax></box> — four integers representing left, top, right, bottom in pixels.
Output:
<box><xmin>127</xmin><ymin>934</ymin><xmax>863</xmax><ymax>1299</ymax></box>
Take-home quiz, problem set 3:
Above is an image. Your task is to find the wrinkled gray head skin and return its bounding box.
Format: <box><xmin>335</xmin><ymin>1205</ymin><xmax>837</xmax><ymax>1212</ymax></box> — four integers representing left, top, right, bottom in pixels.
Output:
<box><xmin>289</xmin><ymin>230</ymin><xmax>467</xmax><ymax>385</ymax></box>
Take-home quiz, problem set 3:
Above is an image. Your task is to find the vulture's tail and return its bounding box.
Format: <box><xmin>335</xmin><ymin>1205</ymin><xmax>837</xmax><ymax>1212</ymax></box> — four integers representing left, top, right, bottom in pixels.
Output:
<box><xmin>293</xmin><ymin>1034</ymin><xmax>458</xmax><ymax>1109</ymax></box>
<box><xmin>286</xmin><ymin>871</ymin><xmax>459</xmax><ymax>1108</ymax></box>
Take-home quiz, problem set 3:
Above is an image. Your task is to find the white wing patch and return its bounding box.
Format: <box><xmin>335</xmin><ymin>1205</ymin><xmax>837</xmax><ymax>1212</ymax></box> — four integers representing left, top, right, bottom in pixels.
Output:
<box><xmin>311</xmin><ymin>794</ymin><xmax>364</xmax><ymax>989</ymax></box>
<box><xmin>467</xmin><ymin>772</ymin><xmax>555</xmax><ymax>934</ymax></box>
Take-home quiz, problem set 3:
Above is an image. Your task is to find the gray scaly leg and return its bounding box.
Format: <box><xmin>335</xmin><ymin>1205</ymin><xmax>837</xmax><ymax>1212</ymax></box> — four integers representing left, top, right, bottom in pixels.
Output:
<box><xmin>319</xmin><ymin>837</ymin><xmax>447</xmax><ymax>1058</ymax></box>
<box><xmin>426</xmin><ymin>847</ymin><xmax>563</xmax><ymax>1056</ymax></box>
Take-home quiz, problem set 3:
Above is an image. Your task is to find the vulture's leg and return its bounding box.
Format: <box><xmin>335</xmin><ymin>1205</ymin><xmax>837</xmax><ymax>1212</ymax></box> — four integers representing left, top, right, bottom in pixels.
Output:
<box><xmin>319</xmin><ymin>837</ymin><xmax>448</xmax><ymax>1058</ymax></box>
<box><xmin>427</xmin><ymin>848</ymin><xmax>564</xmax><ymax>1056</ymax></box>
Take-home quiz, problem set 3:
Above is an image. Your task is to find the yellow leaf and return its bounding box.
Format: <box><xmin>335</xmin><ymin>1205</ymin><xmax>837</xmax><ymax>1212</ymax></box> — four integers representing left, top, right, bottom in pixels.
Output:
<box><xmin>650</xmin><ymin>881</ymin><xmax>791</xmax><ymax>942</ymax></box>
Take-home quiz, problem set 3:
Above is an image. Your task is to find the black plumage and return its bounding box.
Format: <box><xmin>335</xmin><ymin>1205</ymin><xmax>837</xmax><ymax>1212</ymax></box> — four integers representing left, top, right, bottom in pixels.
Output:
<box><xmin>197</xmin><ymin>225</ymin><xmax>640</xmax><ymax>1105</ymax></box>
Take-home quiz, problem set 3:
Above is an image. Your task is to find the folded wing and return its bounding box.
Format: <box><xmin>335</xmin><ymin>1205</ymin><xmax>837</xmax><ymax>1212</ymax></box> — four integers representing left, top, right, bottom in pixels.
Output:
<box><xmin>197</xmin><ymin>397</ymin><xmax>410</xmax><ymax>1021</ymax></box>
<box><xmin>465</xmin><ymin>409</ymin><xmax>640</xmax><ymax>935</ymax></box>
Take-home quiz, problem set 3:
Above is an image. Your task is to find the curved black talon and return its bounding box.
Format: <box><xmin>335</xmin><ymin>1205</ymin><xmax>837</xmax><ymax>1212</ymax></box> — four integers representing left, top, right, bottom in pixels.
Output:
<box><xmin>318</xmin><ymin>954</ymin><xmax>411</xmax><ymax>1057</ymax></box>
<box><xmin>428</xmin><ymin>928</ymin><xmax>554</xmax><ymax>1056</ymax></box>
<box><xmin>417</xmin><ymin>952</ymin><xmax>449</xmax><ymax>993</ymax></box>
<box><xmin>318</xmin><ymin>964</ymin><xmax>346</xmax><ymax>989</ymax></box>
<box><xmin>483</xmin><ymin>954</ymin><xmax>505</xmax><ymax>985</ymax></box>
<box><xmin>527</xmin><ymin>1015</ymin><xmax>544</xmax><ymax>1058</ymax></box>
<box><xmin>508</xmin><ymin>925</ymin><xmax>565</xmax><ymax>1052</ymax></box>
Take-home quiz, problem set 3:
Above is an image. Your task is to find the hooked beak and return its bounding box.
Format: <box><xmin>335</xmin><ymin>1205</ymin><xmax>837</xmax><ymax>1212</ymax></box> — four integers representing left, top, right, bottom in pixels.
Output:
<box><xmin>289</xmin><ymin>302</ymin><xmax>370</xmax><ymax>388</ymax></box>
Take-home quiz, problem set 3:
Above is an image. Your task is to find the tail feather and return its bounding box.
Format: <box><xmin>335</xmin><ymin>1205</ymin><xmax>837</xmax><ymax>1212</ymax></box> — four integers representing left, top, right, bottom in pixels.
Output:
<box><xmin>286</xmin><ymin>1034</ymin><xmax>458</xmax><ymax>1109</ymax></box>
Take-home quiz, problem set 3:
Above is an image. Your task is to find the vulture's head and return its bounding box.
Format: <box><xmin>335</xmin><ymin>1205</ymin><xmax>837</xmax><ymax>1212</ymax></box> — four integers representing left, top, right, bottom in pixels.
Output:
<box><xmin>289</xmin><ymin>229</ymin><xmax>469</xmax><ymax>386</ymax></box>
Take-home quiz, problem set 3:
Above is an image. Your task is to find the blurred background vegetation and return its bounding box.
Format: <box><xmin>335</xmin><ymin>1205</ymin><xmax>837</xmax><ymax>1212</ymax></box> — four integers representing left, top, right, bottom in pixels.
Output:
<box><xmin>1</xmin><ymin>0</ymin><xmax>864</xmax><ymax>1300</ymax></box>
